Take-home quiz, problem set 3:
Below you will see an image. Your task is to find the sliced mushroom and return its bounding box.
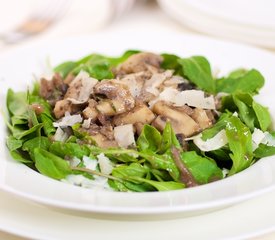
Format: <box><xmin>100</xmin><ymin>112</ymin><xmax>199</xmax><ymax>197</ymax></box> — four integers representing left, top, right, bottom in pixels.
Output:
<box><xmin>53</xmin><ymin>99</ymin><xmax>74</xmax><ymax>119</ymax></box>
<box><xmin>90</xmin><ymin>133</ymin><xmax>118</xmax><ymax>148</ymax></box>
<box><xmin>191</xmin><ymin>108</ymin><xmax>214</xmax><ymax>130</ymax></box>
<box><xmin>82</xmin><ymin>99</ymin><xmax>98</xmax><ymax>121</ymax></box>
<box><xmin>94</xmin><ymin>79</ymin><xmax>135</xmax><ymax>115</ymax></box>
<box><xmin>152</xmin><ymin>101</ymin><xmax>200</xmax><ymax>137</ymax></box>
<box><xmin>118</xmin><ymin>52</ymin><xmax>163</xmax><ymax>74</ymax></box>
<box><xmin>113</xmin><ymin>104</ymin><xmax>155</xmax><ymax>126</ymax></box>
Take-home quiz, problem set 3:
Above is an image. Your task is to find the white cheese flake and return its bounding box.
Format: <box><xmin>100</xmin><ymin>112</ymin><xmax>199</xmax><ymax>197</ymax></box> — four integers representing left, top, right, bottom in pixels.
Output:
<box><xmin>149</xmin><ymin>88</ymin><xmax>216</xmax><ymax>109</ymax></box>
<box><xmin>97</xmin><ymin>153</ymin><xmax>114</xmax><ymax>175</ymax></box>
<box><xmin>114</xmin><ymin>124</ymin><xmax>136</xmax><ymax>148</ymax></box>
<box><xmin>192</xmin><ymin>130</ymin><xmax>228</xmax><ymax>152</ymax></box>
<box><xmin>53</xmin><ymin>112</ymin><xmax>82</xmax><ymax>128</ymax></box>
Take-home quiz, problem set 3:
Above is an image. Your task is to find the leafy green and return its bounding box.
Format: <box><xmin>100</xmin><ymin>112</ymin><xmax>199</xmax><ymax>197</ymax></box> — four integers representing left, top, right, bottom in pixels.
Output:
<box><xmin>254</xmin><ymin>144</ymin><xmax>275</xmax><ymax>158</ymax></box>
<box><xmin>137</xmin><ymin>124</ymin><xmax>162</xmax><ymax>152</ymax></box>
<box><xmin>178</xmin><ymin>56</ymin><xmax>215</xmax><ymax>93</ymax></box>
<box><xmin>54</xmin><ymin>50</ymin><xmax>140</xmax><ymax>79</ymax></box>
<box><xmin>180</xmin><ymin>151</ymin><xmax>223</xmax><ymax>184</ymax></box>
<box><xmin>216</xmin><ymin>69</ymin><xmax>264</xmax><ymax>94</ymax></box>
<box><xmin>34</xmin><ymin>148</ymin><xmax>71</xmax><ymax>180</ymax></box>
<box><xmin>252</xmin><ymin>101</ymin><xmax>271</xmax><ymax>131</ymax></box>
<box><xmin>225</xmin><ymin>116</ymin><xmax>253</xmax><ymax>175</ymax></box>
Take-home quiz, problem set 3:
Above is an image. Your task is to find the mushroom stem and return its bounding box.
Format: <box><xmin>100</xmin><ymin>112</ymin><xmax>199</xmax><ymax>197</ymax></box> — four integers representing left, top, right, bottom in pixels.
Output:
<box><xmin>171</xmin><ymin>146</ymin><xmax>198</xmax><ymax>187</ymax></box>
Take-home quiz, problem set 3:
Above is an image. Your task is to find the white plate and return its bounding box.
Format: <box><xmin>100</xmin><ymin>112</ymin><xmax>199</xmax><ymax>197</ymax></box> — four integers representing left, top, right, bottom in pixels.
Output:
<box><xmin>1</xmin><ymin>189</ymin><xmax>275</xmax><ymax>240</ymax></box>
<box><xmin>181</xmin><ymin>0</ymin><xmax>275</xmax><ymax>30</ymax></box>
<box><xmin>0</xmin><ymin>33</ymin><xmax>275</xmax><ymax>216</ymax></box>
<box><xmin>157</xmin><ymin>0</ymin><xmax>275</xmax><ymax>49</ymax></box>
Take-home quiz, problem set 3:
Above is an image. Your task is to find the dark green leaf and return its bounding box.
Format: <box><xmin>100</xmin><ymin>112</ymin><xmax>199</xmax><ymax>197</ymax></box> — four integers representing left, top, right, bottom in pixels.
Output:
<box><xmin>178</xmin><ymin>56</ymin><xmax>215</xmax><ymax>93</ymax></box>
<box><xmin>34</xmin><ymin>148</ymin><xmax>71</xmax><ymax>180</ymax></box>
<box><xmin>216</xmin><ymin>69</ymin><xmax>264</xmax><ymax>94</ymax></box>
<box><xmin>225</xmin><ymin>116</ymin><xmax>253</xmax><ymax>175</ymax></box>
<box><xmin>137</xmin><ymin>124</ymin><xmax>162</xmax><ymax>152</ymax></box>
<box><xmin>180</xmin><ymin>151</ymin><xmax>223</xmax><ymax>184</ymax></box>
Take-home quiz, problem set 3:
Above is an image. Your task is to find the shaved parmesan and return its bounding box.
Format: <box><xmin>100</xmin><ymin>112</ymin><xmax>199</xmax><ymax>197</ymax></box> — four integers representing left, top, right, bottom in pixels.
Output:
<box><xmin>149</xmin><ymin>88</ymin><xmax>216</xmax><ymax>109</ymax></box>
<box><xmin>53</xmin><ymin>112</ymin><xmax>82</xmax><ymax>128</ymax></box>
<box><xmin>53</xmin><ymin>127</ymin><xmax>69</xmax><ymax>142</ymax></box>
<box><xmin>145</xmin><ymin>70</ymin><xmax>173</xmax><ymax>96</ymax></box>
<box><xmin>97</xmin><ymin>153</ymin><xmax>113</xmax><ymax>175</ymax></box>
<box><xmin>193</xmin><ymin>130</ymin><xmax>228</xmax><ymax>152</ymax></box>
<box><xmin>66</xmin><ymin>71</ymin><xmax>98</xmax><ymax>104</ymax></box>
<box><xmin>114</xmin><ymin>124</ymin><xmax>136</xmax><ymax>148</ymax></box>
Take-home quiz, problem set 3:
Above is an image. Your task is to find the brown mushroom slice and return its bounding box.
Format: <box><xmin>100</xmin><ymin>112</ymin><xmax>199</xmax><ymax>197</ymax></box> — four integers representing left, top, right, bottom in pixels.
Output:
<box><xmin>91</xmin><ymin>133</ymin><xmax>118</xmax><ymax>148</ymax></box>
<box><xmin>118</xmin><ymin>52</ymin><xmax>163</xmax><ymax>74</ymax></box>
<box><xmin>191</xmin><ymin>108</ymin><xmax>214</xmax><ymax>130</ymax></box>
<box><xmin>53</xmin><ymin>99</ymin><xmax>73</xmax><ymax>119</ymax></box>
<box><xmin>113</xmin><ymin>104</ymin><xmax>155</xmax><ymax>126</ymax></box>
<box><xmin>82</xmin><ymin>99</ymin><xmax>98</xmax><ymax>121</ymax></box>
<box><xmin>94</xmin><ymin>79</ymin><xmax>135</xmax><ymax>114</ymax></box>
<box><xmin>152</xmin><ymin>101</ymin><xmax>200</xmax><ymax>137</ymax></box>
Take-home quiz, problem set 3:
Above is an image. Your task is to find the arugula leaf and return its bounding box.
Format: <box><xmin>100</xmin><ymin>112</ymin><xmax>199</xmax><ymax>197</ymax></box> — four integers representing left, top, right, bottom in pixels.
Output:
<box><xmin>232</xmin><ymin>93</ymin><xmax>256</xmax><ymax>130</ymax></box>
<box><xmin>34</xmin><ymin>148</ymin><xmax>71</xmax><ymax>180</ymax></box>
<box><xmin>6</xmin><ymin>89</ymin><xmax>28</xmax><ymax>117</ymax></box>
<box><xmin>127</xmin><ymin>177</ymin><xmax>185</xmax><ymax>191</ymax></box>
<box><xmin>254</xmin><ymin>144</ymin><xmax>275</xmax><ymax>158</ymax></box>
<box><xmin>22</xmin><ymin>136</ymin><xmax>51</xmax><ymax>160</ymax></box>
<box><xmin>137</xmin><ymin>124</ymin><xmax>162</xmax><ymax>152</ymax></box>
<box><xmin>139</xmin><ymin>151</ymin><xmax>180</xmax><ymax>181</ymax></box>
<box><xmin>54</xmin><ymin>50</ymin><xmax>140</xmax><ymax>79</ymax></box>
<box><xmin>180</xmin><ymin>151</ymin><xmax>223</xmax><ymax>184</ymax></box>
<box><xmin>159</xmin><ymin>122</ymin><xmax>181</xmax><ymax>153</ymax></box>
<box><xmin>6</xmin><ymin>136</ymin><xmax>23</xmax><ymax>151</ymax></box>
<box><xmin>216</xmin><ymin>69</ymin><xmax>264</xmax><ymax>94</ymax></box>
<box><xmin>178</xmin><ymin>56</ymin><xmax>215</xmax><ymax>93</ymax></box>
<box><xmin>252</xmin><ymin>101</ymin><xmax>271</xmax><ymax>131</ymax></box>
<box><xmin>161</xmin><ymin>53</ymin><xmax>182</xmax><ymax>75</ymax></box>
<box><xmin>49</xmin><ymin>142</ymin><xmax>91</xmax><ymax>159</ymax></box>
<box><xmin>225</xmin><ymin>116</ymin><xmax>253</xmax><ymax>175</ymax></box>
<box><xmin>201</xmin><ymin>112</ymin><xmax>232</xmax><ymax>140</ymax></box>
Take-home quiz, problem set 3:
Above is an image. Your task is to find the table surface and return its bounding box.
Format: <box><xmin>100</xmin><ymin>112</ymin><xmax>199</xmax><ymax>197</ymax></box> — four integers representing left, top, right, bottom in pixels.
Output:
<box><xmin>1</xmin><ymin>1</ymin><xmax>275</xmax><ymax>239</ymax></box>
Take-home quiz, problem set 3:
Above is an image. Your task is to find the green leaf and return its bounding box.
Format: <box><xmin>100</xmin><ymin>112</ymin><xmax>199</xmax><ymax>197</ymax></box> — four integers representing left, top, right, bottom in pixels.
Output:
<box><xmin>54</xmin><ymin>61</ymin><xmax>78</xmax><ymax>78</ymax></box>
<box><xmin>33</xmin><ymin>148</ymin><xmax>71</xmax><ymax>180</ymax></box>
<box><xmin>12</xmin><ymin>123</ymin><xmax>43</xmax><ymax>140</ymax></box>
<box><xmin>201</xmin><ymin>112</ymin><xmax>232</xmax><ymax>140</ymax></box>
<box><xmin>9</xmin><ymin>150</ymin><xmax>32</xmax><ymax>164</ymax></box>
<box><xmin>127</xmin><ymin>177</ymin><xmax>185</xmax><ymax>191</ymax></box>
<box><xmin>137</xmin><ymin>124</ymin><xmax>162</xmax><ymax>152</ymax></box>
<box><xmin>178</xmin><ymin>56</ymin><xmax>215</xmax><ymax>93</ymax></box>
<box><xmin>180</xmin><ymin>151</ymin><xmax>223</xmax><ymax>184</ymax></box>
<box><xmin>232</xmin><ymin>94</ymin><xmax>256</xmax><ymax>130</ymax></box>
<box><xmin>161</xmin><ymin>53</ymin><xmax>182</xmax><ymax>75</ymax></box>
<box><xmin>6</xmin><ymin>89</ymin><xmax>28</xmax><ymax>117</ymax></box>
<box><xmin>22</xmin><ymin>136</ymin><xmax>51</xmax><ymax>160</ymax></box>
<box><xmin>254</xmin><ymin>144</ymin><xmax>275</xmax><ymax>158</ymax></box>
<box><xmin>252</xmin><ymin>101</ymin><xmax>271</xmax><ymax>131</ymax></box>
<box><xmin>225</xmin><ymin>116</ymin><xmax>253</xmax><ymax>175</ymax></box>
<box><xmin>112</xmin><ymin>163</ymin><xmax>148</xmax><ymax>179</ymax></box>
<box><xmin>159</xmin><ymin>122</ymin><xmax>181</xmax><ymax>153</ymax></box>
<box><xmin>139</xmin><ymin>151</ymin><xmax>180</xmax><ymax>181</ymax></box>
<box><xmin>40</xmin><ymin>113</ymin><xmax>56</xmax><ymax>136</ymax></box>
<box><xmin>216</xmin><ymin>69</ymin><xmax>264</xmax><ymax>94</ymax></box>
<box><xmin>6</xmin><ymin>136</ymin><xmax>23</xmax><ymax>151</ymax></box>
<box><xmin>49</xmin><ymin>142</ymin><xmax>91</xmax><ymax>159</ymax></box>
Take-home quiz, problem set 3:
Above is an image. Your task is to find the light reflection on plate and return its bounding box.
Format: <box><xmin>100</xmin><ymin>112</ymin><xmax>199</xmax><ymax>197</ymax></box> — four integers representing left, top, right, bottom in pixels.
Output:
<box><xmin>0</xmin><ymin>33</ymin><xmax>275</xmax><ymax>216</ymax></box>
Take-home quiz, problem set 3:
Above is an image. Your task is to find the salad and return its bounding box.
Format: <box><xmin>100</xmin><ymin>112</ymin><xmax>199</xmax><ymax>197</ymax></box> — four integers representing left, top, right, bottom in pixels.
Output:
<box><xmin>5</xmin><ymin>50</ymin><xmax>275</xmax><ymax>192</ymax></box>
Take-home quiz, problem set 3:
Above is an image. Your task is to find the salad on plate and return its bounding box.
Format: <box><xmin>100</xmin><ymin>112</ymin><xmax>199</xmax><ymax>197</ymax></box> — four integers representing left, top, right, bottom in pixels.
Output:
<box><xmin>5</xmin><ymin>50</ymin><xmax>275</xmax><ymax>192</ymax></box>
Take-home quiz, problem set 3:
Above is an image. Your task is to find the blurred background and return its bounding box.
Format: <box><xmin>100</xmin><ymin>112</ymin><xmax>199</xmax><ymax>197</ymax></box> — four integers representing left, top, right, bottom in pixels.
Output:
<box><xmin>1</xmin><ymin>0</ymin><xmax>275</xmax><ymax>51</ymax></box>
